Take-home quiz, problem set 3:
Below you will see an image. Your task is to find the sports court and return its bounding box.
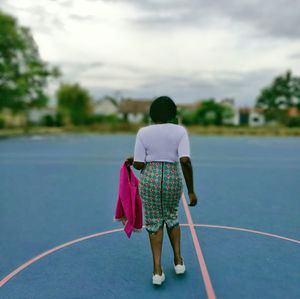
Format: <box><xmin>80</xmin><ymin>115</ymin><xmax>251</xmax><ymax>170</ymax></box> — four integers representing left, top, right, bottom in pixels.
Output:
<box><xmin>0</xmin><ymin>134</ymin><xmax>299</xmax><ymax>298</ymax></box>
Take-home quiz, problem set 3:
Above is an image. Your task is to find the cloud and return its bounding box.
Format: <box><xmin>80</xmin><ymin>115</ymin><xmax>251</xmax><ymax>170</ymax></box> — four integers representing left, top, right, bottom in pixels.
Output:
<box><xmin>117</xmin><ymin>0</ymin><xmax>300</xmax><ymax>39</ymax></box>
<box><xmin>56</xmin><ymin>61</ymin><xmax>105</xmax><ymax>75</ymax></box>
<box><xmin>133</xmin><ymin>68</ymin><xmax>279</xmax><ymax>105</ymax></box>
<box><xmin>69</xmin><ymin>14</ymin><xmax>93</xmax><ymax>21</ymax></box>
<box><xmin>60</xmin><ymin>61</ymin><xmax>279</xmax><ymax>106</ymax></box>
<box><xmin>1</xmin><ymin>0</ymin><xmax>300</xmax><ymax>107</ymax></box>
<box><xmin>47</xmin><ymin>0</ymin><xmax>73</xmax><ymax>6</ymax></box>
<box><xmin>221</xmin><ymin>0</ymin><xmax>300</xmax><ymax>39</ymax></box>
<box><xmin>289</xmin><ymin>52</ymin><xmax>300</xmax><ymax>60</ymax></box>
<box><xmin>0</xmin><ymin>1</ymin><xmax>66</xmax><ymax>32</ymax></box>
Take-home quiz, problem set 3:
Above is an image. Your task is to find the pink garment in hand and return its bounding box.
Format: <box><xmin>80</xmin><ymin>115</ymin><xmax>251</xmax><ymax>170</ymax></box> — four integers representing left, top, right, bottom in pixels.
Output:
<box><xmin>114</xmin><ymin>161</ymin><xmax>143</xmax><ymax>238</ymax></box>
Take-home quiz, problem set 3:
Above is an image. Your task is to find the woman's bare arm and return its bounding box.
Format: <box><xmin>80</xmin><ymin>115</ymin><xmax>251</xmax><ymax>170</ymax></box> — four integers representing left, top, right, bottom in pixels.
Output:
<box><xmin>133</xmin><ymin>161</ymin><xmax>145</xmax><ymax>170</ymax></box>
<box><xmin>125</xmin><ymin>156</ymin><xmax>145</xmax><ymax>170</ymax></box>
<box><xmin>179</xmin><ymin>156</ymin><xmax>197</xmax><ymax>206</ymax></box>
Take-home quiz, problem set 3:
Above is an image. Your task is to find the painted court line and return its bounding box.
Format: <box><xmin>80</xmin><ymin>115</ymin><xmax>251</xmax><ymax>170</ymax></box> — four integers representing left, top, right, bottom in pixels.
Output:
<box><xmin>0</xmin><ymin>228</ymin><xmax>123</xmax><ymax>288</ymax></box>
<box><xmin>181</xmin><ymin>193</ymin><xmax>216</xmax><ymax>299</ymax></box>
<box><xmin>1</xmin><ymin>222</ymin><xmax>299</xmax><ymax>289</ymax></box>
<box><xmin>192</xmin><ymin>224</ymin><xmax>300</xmax><ymax>245</ymax></box>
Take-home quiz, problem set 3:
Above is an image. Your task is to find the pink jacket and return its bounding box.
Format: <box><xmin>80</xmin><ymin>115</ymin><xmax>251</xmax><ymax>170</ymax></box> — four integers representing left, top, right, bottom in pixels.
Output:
<box><xmin>114</xmin><ymin>161</ymin><xmax>143</xmax><ymax>238</ymax></box>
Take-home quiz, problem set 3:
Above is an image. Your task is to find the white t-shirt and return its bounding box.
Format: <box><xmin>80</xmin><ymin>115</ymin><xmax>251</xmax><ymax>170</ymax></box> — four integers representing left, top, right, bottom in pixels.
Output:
<box><xmin>133</xmin><ymin>123</ymin><xmax>190</xmax><ymax>163</ymax></box>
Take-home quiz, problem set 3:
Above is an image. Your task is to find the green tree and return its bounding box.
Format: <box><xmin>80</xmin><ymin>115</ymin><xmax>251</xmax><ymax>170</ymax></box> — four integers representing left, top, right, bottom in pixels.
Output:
<box><xmin>178</xmin><ymin>107</ymin><xmax>197</xmax><ymax>126</ymax></box>
<box><xmin>0</xmin><ymin>11</ymin><xmax>60</xmax><ymax>115</ymax></box>
<box><xmin>255</xmin><ymin>70</ymin><xmax>300</xmax><ymax>124</ymax></box>
<box><xmin>194</xmin><ymin>99</ymin><xmax>229</xmax><ymax>126</ymax></box>
<box><xmin>56</xmin><ymin>83</ymin><xmax>92</xmax><ymax>125</ymax></box>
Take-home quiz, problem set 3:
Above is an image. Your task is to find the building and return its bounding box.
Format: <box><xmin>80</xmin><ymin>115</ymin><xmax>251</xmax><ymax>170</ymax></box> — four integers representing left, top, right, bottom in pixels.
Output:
<box><xmin>93</xmin><ymin>97</ymin><xmax>118</xmax><ymax>116</ymax></box>
<box><xmin>220</xmin><ymin>98</ymin><xmax>240</xmax><ymax>126</ymax></box>
<box><xmin>249</xmin><ymin>109</ymin><xmax>265</xmax><ymax>127</ymax></box>
<box><xmin>177</xmin><ymin>103</ymin><xmax>199</xmax><ymax>111</ymax></box>
<box><xmin>0</xmin><ymin>106</ymin><xmax>58</xmax><ymax>127</ymax></box>
<box><xmin>118</xmin><ymin>99</ymin><xmax>152</xmax><ymax>123</ymax></box>
<box><xmin>28</xmin><ymin>107</ymin><xmax>56</xmax><ymax>124</ymax></box>
<box><xmin>239</xmin><ymin>107</ymin><xmax>265</xmax><ymax>127</ymax></box>
<box><xmin>288</xmin><ymin>107</ymin><xmax>299</xmax><ymax>117</ymax></box>
<box><xmin>0</xmin><ymin>108</ymin><xmax>25</xmax><ymax>127</ymax></box>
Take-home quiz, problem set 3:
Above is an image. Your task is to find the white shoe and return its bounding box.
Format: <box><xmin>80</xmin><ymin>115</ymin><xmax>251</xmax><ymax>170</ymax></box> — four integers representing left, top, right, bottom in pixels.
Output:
<box><xmin>152</xmin><ymin>272</ymin><xmax>165</xmax><ymax>285</ymax></box>
<box><xmin>174</xmin><ymin>258</ymin><xmax>186</xmax><ymax>274</ymax></box>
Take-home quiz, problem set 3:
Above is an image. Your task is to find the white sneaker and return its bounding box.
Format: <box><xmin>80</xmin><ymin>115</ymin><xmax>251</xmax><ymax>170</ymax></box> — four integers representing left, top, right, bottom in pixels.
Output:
<box><xmin>174</xmin><ymin>258</ymin><xmax>186</xmax><ymax>274</ymax></box>
<box><xmin>152</xmin><ymin>272</ymin><xmax>165</xmax><ymax>285</ymax></box>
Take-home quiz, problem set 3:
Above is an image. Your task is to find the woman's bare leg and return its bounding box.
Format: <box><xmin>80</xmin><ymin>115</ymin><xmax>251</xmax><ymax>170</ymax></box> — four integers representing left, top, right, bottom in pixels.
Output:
<box><xmin>148</xmin><ymin>226</ymin><xmax>164</xmax><ymax>275</ymax></box>
<box><xmin>167</xmin><ymin>225</ymin><xmax>183</xmax><ymax>265</ymax></box>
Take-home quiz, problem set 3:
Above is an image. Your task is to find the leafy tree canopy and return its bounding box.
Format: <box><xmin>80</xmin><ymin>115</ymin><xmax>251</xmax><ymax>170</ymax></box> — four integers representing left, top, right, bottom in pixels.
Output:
<box><xmin>194</xmin><ymin>99</ymin><xmax>233</xmax><ymax>126</ymax></box>
<box><xmin>0</xmin><ymin>10</ymin><xmax>60</xmax><ymax>112</ymax></box>
<box><xmin>56</xmin><ymin>83</ymin><xmax>92</xmax><ymax>125</ymax></box>
<box><xmin>256</xmin><ymin>70</ymin><xmax>300</xmax><ymax>111</ymax></box>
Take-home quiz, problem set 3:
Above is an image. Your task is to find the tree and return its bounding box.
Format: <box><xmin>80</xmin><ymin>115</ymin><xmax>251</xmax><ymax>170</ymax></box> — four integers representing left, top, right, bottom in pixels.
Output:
<box><xmin>194</xmin><ymin>99</ymin><xmax>230</xmax><ymax>126</ymax></box>
<box><xmin>0</xmin><ymin>11</ymin><xmax>60</xmax><ymax>114</ymax></box>
<box><xmin>56</xmin><ymin>83</ymin><xmax>92</xmax><ymax>125</ymax></box>
<box><xmin>179</xmin><ymin>108</ymin><xmax>197</xmax><ymax>126</ymax></box>
<box><xmin>255</xmin><ymin>70</ymin><xmax>300</xmax><ymax>123</ymax></box>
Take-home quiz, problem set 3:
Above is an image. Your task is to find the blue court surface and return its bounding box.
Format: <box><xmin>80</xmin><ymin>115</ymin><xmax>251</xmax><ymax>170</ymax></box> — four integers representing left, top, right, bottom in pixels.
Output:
<box><xmin>0</xmin><ymin>134</ymin><xmax>299</xmax><ymax>299</ymax></box>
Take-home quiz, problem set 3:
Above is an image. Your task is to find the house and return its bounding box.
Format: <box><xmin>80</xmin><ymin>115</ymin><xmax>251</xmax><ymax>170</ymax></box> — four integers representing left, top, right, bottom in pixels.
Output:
<box><xmin>239</xmin><ymin>107</ymin><xmax>251</xmax><ymax>125</ymax></box>
<box><xmin>288</xmin><ymin>107</ymin><xmax>299</xmax><ymax>117</ymax></box>
<box><xmin>239</xmin><ymin>107</ymin><xmax>265</xmax><ymax>127</ymax></box>
<box><xmin>0</xmin><ymin>108</ymin><xmax>25</xmax><ymax>127</ymax></box>
<box><xmin>118</xmin><ymin>99</ymin><xmax>152</xmax><ymax>123</ymax></box>
<box><xmin>249</xmin><ymin>109</ymin><xmax>265</xmax><ymax>127</ymax></box>
<box><xmin>177</xmin><ymin>103</ymin><xmax>199</xmax><ymax>111</ymax></box>
<box><xmin>28</xmin><ymin>106</ymin><xmax>57</xmax><ymax>125</ymax></box>
<box><xmin>0</xmin><ymin>106</ymin><xmax>58</xmax><ymax>127</ymax></box>
<box><xmin>220</xmin><ymin>98</ymin><xmax>240</xmax><ymax>126</ymax></box>
<box><xmin>93</xmin><ymin>97</ymin><xmax>118</xmax><ymax>116</ymax></box>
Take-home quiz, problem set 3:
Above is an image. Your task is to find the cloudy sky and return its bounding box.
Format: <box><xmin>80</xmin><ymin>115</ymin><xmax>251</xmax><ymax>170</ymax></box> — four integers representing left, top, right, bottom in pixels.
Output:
<box><xmin>1</xmin><ymin>0</ymin><xmax>300</xmax><ymax>106</ymax></box>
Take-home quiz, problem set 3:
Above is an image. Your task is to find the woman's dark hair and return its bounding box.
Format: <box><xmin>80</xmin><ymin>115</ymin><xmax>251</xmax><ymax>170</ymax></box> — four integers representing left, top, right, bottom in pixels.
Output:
<box><xmin>149</xmin><ymin>96</ymin><xmax>177</xmax><ymax>123</ymax></box>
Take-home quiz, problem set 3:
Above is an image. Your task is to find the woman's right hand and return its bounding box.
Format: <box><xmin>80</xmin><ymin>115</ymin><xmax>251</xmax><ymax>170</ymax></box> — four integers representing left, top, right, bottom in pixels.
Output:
<box><xmin>188</xmin><ymin>192</ymin><xmax>198</xmax><ymax>207</ymax></box>
<box><xmin>125</xmin><ymin>156</ymin><xmax>134</xmax><ymax>167</ymax></box>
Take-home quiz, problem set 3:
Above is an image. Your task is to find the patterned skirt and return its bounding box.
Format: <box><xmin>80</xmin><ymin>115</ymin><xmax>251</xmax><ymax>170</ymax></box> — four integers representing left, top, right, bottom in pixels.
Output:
<box><xmin>139</xmin><ymin>161</ymin><xmax>183</xmax><ymax>234</ymax></box>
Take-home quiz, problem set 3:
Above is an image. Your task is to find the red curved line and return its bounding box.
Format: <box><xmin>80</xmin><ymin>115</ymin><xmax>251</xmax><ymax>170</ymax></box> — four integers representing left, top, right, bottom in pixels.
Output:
<box><xmin>0</xmin><ymin>228</ymin><xmax>123</xmax><ymax>288</ymax></box>
<box><xmin>1</xmin><ymin>223</ymin><xmax>299</xmax><ymax>288</ymax></box>
<box><xmin>192</xmin><ymin>224</ymin><xmax>300</xmax><ymax>244</ymax></box>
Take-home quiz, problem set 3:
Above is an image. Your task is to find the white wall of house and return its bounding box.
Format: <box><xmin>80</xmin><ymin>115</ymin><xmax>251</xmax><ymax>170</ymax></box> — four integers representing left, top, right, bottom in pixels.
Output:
<box><xmin>93</xmin><ymin>99</ymin><xmax>118</xmax><ymax>115</ymax></box>
<box><xmin>28</xmin><ymin>108</ymin><xmax>56</xmax><ymax>123</ymax></box>
<box><xmin>223</xmin><ymin>108</ymin><xmax>240</xmax><ymax>125</ymax></box>
<box><xmin>249</xmin><ymin>112</ymin><xmax>265</xmax><ymax>127</ymax></box>
<box><xmin>232</xmin><ymin>109</ymin><xmax>240</xmax><ymax>125</ymax></box>
<box><xmin>128</xmin><ymin>113</ymin><xmax>144</xmax><ymax>123</ymax></box>
<box><xmin>221</xmin><ymin>99</ymin><xmax>240</xmax><ymax>126</ymax></box>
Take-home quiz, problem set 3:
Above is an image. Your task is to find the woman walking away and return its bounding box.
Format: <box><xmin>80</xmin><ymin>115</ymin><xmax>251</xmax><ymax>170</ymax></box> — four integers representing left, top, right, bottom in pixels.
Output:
<box><xmin>126</xmin><ymin>96</ymin><xmax>198</xmax><ymax>286</ymax></box>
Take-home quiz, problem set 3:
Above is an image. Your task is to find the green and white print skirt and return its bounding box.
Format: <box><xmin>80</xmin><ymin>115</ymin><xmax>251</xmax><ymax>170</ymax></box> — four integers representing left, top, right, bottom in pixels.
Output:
<box><xmin>139</xmin><ymin>161</ymin><xmax>183</xmax><ymax>234</ymax></box>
